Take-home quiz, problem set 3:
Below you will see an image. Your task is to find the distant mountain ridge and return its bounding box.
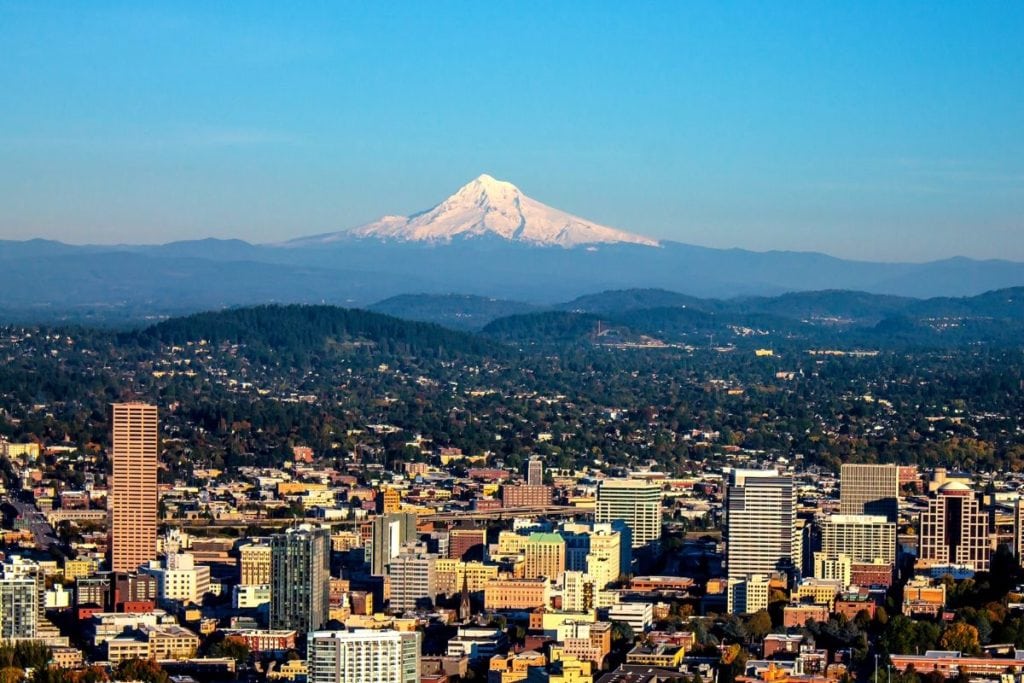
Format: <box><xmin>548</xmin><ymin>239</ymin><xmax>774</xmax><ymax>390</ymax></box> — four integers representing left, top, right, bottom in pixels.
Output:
<box><xmin>113</xmin><ymin>291</ymin><xmax>1024</xmax><ymax>355</ymax></box>
<box><xmin>2</xmin><ymin>174</ymin><xmax>1024</xmax><ymax>319</ymax></box>
<box><xmin>3</xmin><ymin>235</ymin><xmax>1023</xmax><ymax>324</ymax></box>
<box><xmin>475</xmin><ymin>286</ymin><xmax>1024</xmax><ymax>348</ymax></box>
<box><xmin>372</xmin><ymin>287</ymin><xmax>1024</xmax><ymax>331</ymax></box>
<box><xmin>369</xmin><ymin>294</ymin><xmax>540</xmax><ymax>329</ymax></box>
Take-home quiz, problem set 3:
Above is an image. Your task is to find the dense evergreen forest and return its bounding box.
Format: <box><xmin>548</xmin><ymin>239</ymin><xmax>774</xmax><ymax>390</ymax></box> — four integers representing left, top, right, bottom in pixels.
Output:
<box><xmin>128</xmin><ymin>305</ymin><xmax>501</xmax><ymax>361</ymax></box>
<box><xmin>1</xmin><ymin>303</ymin><xmax>1023</xmax><ymax>482</ymax></box>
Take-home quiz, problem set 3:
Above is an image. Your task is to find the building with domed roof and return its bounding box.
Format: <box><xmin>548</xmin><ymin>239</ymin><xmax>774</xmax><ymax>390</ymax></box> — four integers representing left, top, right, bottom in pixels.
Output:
<box><xmin>919</xmin><ymin>479</ymin><xmax>991</xmax><ymax>572</ymax></box>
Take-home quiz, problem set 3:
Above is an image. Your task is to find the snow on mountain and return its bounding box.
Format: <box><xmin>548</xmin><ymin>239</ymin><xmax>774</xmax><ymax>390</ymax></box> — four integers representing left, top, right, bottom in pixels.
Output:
<box><xmin>285</xmin><ymin>174</ymin><xmax>660</xmax><ymax>248</ymax></box>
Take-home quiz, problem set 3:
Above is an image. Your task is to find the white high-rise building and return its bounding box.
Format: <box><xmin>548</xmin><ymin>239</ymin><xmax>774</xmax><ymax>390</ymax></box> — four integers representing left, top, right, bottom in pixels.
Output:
<box><xmin>726</xmin><ymin>471</ymin><xmax>800</xmax><ymax>578</ymax></box>
<box><xmin>0</xmin><ymin>577</ymin><xmax>38</xmax><ymax>639</ymax></box>
<box><xmin>727</xmin><ymin>574</ymin><xmax>771</xmax><ymax>614</ymax></box>
<box><xmin>308</xmin><ymin>630</ymin><xmax>420</xmax><ymax>683</ymax></box>
<box><xmin>820</xmin><ymin>514</ymin><xmax>896</xmax><ymax>565</ymax></box>
<box><xmin>585</xmin><ymin>525</ymin><xmax>622</xmax><ymax>589</ymax></box>
<box><xmin>562</xmin><ymin>570</ymin><xmax>595</xmax><ymax>612</ymax></box>
<box><xmin>726</xmin><ymin>470</ymin><xmax>799</xmax><ymax>612</ymax></box>
<box><xmin>595</xmin><ymin>480</ymin><xmax>661</xmax><ymax>548</ymax></box>
<box><xmin>142</xmin><ymin>552</ymin><xmax>211</xmax><ymax>605</ymax></box>
<box><xmin>0</xmin><ymin>556</ymin><xmax>44</xmax><ymax>639</ymax></box>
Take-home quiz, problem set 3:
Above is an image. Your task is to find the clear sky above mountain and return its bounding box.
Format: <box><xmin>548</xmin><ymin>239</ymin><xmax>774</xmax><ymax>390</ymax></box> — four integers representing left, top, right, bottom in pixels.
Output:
<box><xmin>1</xmin><ymin>2</ymin><xmax>1022</xmax><ymax>261</ymax></box>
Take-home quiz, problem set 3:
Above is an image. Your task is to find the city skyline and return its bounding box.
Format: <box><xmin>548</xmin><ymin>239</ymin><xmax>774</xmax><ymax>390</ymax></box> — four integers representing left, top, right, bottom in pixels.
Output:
<box><xmin>3</xmin><ymin>3</ymin><xmax>1024</xmax><ymax>679</ymax></box>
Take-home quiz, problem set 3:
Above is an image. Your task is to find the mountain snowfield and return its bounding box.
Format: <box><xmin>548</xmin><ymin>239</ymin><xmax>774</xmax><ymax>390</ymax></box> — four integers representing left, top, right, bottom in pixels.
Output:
<box><xmin>286</xmin><ymin>174</ymin><xmax>661</xmax><ymax>248</ymax></box>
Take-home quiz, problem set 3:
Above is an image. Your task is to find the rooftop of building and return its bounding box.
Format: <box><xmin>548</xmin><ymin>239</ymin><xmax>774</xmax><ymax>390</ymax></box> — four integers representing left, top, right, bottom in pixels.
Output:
<box><xmin>598</xmin><ymin>479</ymin><xmax>661</xmax><ymax>489</ymax></box>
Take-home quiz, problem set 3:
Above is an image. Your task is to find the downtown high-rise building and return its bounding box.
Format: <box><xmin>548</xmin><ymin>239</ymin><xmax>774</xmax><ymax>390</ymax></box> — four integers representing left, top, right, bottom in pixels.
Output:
<box><xmin>527</xmin><ymin>457</ymin><xmax>544</xmax><ymax>486</ymax></box>
<box><xmin>1015</xmin><ymin>499</ymin><xmax>1024</xmax><ymax>562</ymax></box>
<box><xmin>239</xmin><ymin>541</ymin><xmax>272</xmax><ymax>586</ymax></box>
<box><xmin>448</xmin><ymin>528</ymin><xmax>487</xmax><ymax>562</ymax></box>
<box><xmin>556</xmin><ymin>521</ymin><xmax>628</xmax><ymax>587</ymax></box>
<box><xmin>840</xmin><ymin>464</ymin><xmax>900</xmax><ymax>523</ymax></box>
<box><xmin>726</xmin><ymin>470</ymin><xmax>800</xmax><ymax>613</ymax></box>
<box><xmin>594</xmin><ymin>479</ymin><xmax>661</xmax><ymax>549</ymax></box>
<box><xmin>0</xmin><ymin>577</ymin><xmax>38</xmax><ymax>639</ymax></box>
<box><xmin>370</xmin><ymin>512</ymin><xmax>419</xmax><ymax>576</ymax></box>
<box><xmin>820</xmin><ymin>514</ymin><xmax>897</xmax><ymax>565</ymax></box>
<box><xmin>270</xmin><ymin>525</ymin><xmax>331</xmax><ymax>633</ymax></box>
<box><xmin>141</xmin><ymin>552</ymin><xmax>211</xmax><ymax>605</ymax></box>
<box><xmin>523</xmin><ymin>532</ymin><xmax>566</xmax><ymax>581</ymax></box>
<box><xmin>586</xmin><ymin>523</ymin><xmax>624</xmax><ymax>589</ymax></box>
<box><xmin>308</xmin><ymin>630</ymin><xmax>420</xmax><ymax>683</ymax></box>
<box><xmin>562</xmin><ymin>570</ymin><xmax>595</xmax><ymax>612</ymax></box>
<box><xmin>919</xmin><ymin>481</ymin><xmax>991</xmax><ymax>572</ymax></box>
<box><xmin>0</xmin><ymin>557</ymin><xmax>45</xmax><ymax>639</ymax></box>
<box><xmin>109</xmin><ymin>402</ymin><xmax>159</xmax><ymax>573</ymax></box>
<box><xmin>387</xmin><ymin>553</ymin><xmax>438</xmax><ymax>613</ymax></box>
<box><xmin>815</xmin><ymin>514</ymin><xmax>897</xmax><ymax>586</ymax></box>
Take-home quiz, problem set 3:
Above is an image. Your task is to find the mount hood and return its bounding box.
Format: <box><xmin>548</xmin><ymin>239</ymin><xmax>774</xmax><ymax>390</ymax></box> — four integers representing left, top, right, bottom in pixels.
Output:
<box><xmin>286</xmin><ymin>174</ymin><xmax>660</xmax><ymax>249</ymax></box>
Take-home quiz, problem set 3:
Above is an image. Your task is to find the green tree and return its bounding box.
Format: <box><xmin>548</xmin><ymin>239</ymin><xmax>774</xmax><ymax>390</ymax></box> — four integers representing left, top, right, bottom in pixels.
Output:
<box><xmin>896</xmin><ymin>664</ymin><xmax>921</xmax><ymax>683</ymax></box>
<box><xmin>744</xmin><ymin>610</ymin><xmax>772</xmax><ymax>641</ymax></box>
<box><xmin>611</xmin><ymin>621</ymin><xmax>636</xmax><ymax>644</ymax></box>
<box><xmin>28</xmin><ymin>669</ymin><xmax>62</xmax><ymax>683</ymax></box>
<box><xmin>208</xmin><ymin>637</ymin><xmax>250</xmax><ymax>665</ymax></box>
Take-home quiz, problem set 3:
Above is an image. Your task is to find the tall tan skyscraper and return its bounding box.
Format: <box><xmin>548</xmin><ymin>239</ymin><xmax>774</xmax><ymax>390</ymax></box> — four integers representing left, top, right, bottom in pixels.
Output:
<box><xmin>109</xmin><ymin>402</ymin><xmax>159</xmax><ymax>572</ymax></box>
<box><xmin>840</xmin><ymin>464</ymin><xmax>900</xmax><ymax>522</ymax></box>
<box><xmin>523</xmin><ymin>532</ymin><xmax>566</xmax><ymax>580</ymax></box>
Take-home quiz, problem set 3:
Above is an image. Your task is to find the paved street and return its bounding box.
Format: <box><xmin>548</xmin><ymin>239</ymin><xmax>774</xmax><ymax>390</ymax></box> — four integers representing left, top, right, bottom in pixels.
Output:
<box><xmin>7</xmin><ymin>496</ymin><xmax>61</xmax><ymax>552</ymax></box>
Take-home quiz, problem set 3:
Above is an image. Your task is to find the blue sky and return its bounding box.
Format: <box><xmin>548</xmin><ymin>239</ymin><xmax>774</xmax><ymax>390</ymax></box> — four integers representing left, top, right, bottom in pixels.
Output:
<box><xmin>1</xmin><ymin>2</ymin><xmax>1022</xmax><ymax>261</ymax></box>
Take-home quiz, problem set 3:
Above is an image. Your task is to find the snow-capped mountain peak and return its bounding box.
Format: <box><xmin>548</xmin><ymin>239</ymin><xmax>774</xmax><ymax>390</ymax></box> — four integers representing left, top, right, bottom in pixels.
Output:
<box><xmin>285</xmin><ymin>175</ymin><xmax>660</xmax><ymax>248</ymax></box>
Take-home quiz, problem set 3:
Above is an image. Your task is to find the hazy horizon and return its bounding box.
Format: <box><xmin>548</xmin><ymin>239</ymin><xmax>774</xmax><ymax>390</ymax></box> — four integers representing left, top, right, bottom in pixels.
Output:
<box><xmin>2</xmin><ymin>3</ymin><xmax>1023</xmax><ymax>261</ymax></box>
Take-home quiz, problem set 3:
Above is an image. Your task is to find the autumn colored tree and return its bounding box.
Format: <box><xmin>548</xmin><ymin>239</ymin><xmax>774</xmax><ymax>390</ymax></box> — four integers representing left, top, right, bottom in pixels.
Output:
<box><xmin>113</xmin><ymin>659</ymin><xmax>168</xmax><ymax>683</ymax></box>
<box><xmin>62</xmin><ymin>665</ymin><xmax>110</xmax><ymax>683</ymax></box>
<box><xmin>0</xmin><ymin>667</ymin><xmax>24</xmax><ymax>683</ymax></box>
<box><xmin>940</xmin><ymin>622</ymin><xmax>981</xmax><ymax>655</ymax></box>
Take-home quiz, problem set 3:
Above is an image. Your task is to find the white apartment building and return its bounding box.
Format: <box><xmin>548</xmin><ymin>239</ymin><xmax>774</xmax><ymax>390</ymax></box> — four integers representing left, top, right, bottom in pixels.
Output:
<box><xmin>308</xmin><ymin>630</ymin><xmax>420</xmax><ymax>683</ymax></box>
<box><xmin>821</xmin><ymin>514</ymin><xmax>896</xmax><ymax>565</ymax></box>
<box><xmin>595</xmin><ymin>479</ymin><xmax>662</xmax><ymax>548</ymax></box>
<box><xmin>142</xmin><ymin>552</ymin><xmax>211</xmax><ymax>605</ymax></box>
